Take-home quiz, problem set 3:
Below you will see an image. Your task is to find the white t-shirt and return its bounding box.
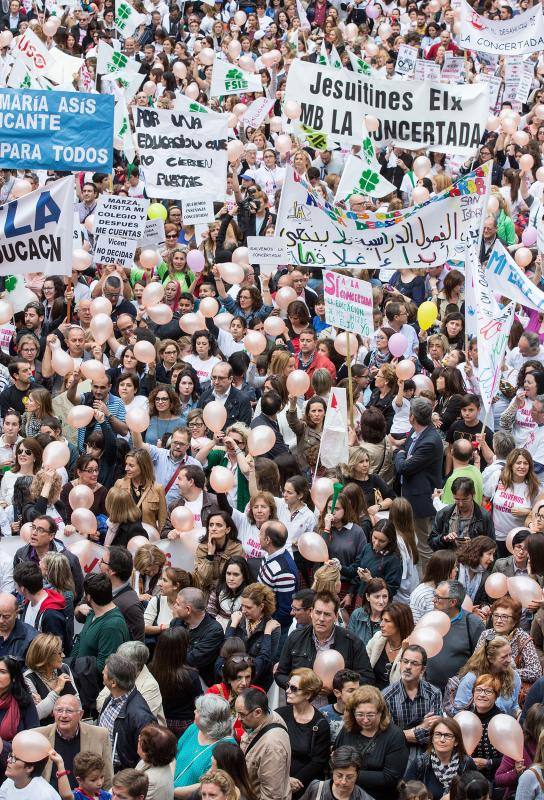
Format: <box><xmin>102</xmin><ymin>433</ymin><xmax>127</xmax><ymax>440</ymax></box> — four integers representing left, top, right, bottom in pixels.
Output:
<box><xmin>183</xmin><ymin>354</ymin><xmax>221</xmax><ymax>385</ymax></box>
<box><xmin>492</xmin><ymin>480</ymin><xmax>533</xmax><ymax>541</ymax></box>
<box><xmin>24</xmin><ymin>595</ymin><xmax>44</xmax><ymax>627</ymax></box>
<box><xmin>390</xmin><ymin>397</ymin><xmax>411</xmax><ymax>435</ymax></box>
<box><xmin>184</xmin><ymin>495</ymin><xmax>204</xmax><ymax>527</ymax></box>
<box><xmin>0</xmin><ymin>777</ymin><xmax>61</xmax><ymax>800</ymax></box>
<box><xmin>231</xmin><ymin>509</ymin><xmax>263</xmax><ymax>559</ymax></box>
<box><xmin>513</xmin><ymin>399</ymin><xmax>537</xmax><ymax>447</ymax></box>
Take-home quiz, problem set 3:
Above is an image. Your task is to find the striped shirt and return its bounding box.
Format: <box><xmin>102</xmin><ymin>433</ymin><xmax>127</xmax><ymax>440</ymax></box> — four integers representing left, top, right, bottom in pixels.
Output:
<box><xmin>257</xmin><ymin>547</ymin><xmax>298</xmax><ymax>627</ymax></box>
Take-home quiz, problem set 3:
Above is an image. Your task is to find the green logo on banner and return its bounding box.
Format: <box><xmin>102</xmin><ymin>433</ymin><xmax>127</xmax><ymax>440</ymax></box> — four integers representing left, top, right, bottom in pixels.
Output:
<box><xmin>362</xmin><ymin>137</ymin><xmax>374</xmax><ymax>164</ymax></box>
<box><xmin>300</xmin><ymin>124</ymin><xmax>329</xmax><ymax>151</ymax></box>
<box><xmin>225</xmin><ymin>68</ymin><xmax>249</xmax><ymax>91</ymax></box>
<box><xmin>358</xmin><ymin>169</ymin><xmax>380</xmax><ymax>193</ymax></box>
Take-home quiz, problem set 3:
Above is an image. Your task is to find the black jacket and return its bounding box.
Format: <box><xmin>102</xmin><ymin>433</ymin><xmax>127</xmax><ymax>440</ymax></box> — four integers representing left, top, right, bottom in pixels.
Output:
<box><xmin>171</xmin><ymin>612</ymin><xmax>224</xmax><ymax>686</ymax></box>
<box><xmin>429</xmin><ymin>503</ymin><xmax>495</xmax><ymax>551</ymax></box>
<box><xmin>14</xmin><ymin>540</ymin><xmax>84</xmax><ymax>603</ymax></box>
<box><xmin>0</xmin><ymin>618</ymin><xmax>37</xmax><ymax>663</ymax></box>
<box><xmin>113</xmin><ymin>584</ymin><xmax>145</xmax><ymax>643</ymax></box>
<box><xmin>197</xmin><ymin>386</ymin><xmax>252</xmax><ymax>428</ymax></box>
<box><xmin>405</xmin><ymin>753</ymin><xmax>476</xmax><ymax>800</ymax></box>
<box><xmin>102</xmin><ymin>688</ymin><xmax>156</xmax><ymax>770</ymax></box>
<box><xmin>394</xmin><ymin>426</ymin><xmax>444</xmax><ymax>519</ymax></box>
<box><xmin>276</xmin><ymin>625</ymin><xmax>374</xmax><ymax>691</ymax></box>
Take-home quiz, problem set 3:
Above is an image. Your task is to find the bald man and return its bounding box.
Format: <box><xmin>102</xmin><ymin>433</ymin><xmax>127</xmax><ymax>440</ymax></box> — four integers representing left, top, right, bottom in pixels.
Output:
<box><xmin>440</xmin><ymin>438</ymin><xmax>484</xmax><ymax>505</ymax></box>
<box><xmin>0</xmin><ymin>592</ymin><xmax>37</xmax><ymax>661</ymax></box>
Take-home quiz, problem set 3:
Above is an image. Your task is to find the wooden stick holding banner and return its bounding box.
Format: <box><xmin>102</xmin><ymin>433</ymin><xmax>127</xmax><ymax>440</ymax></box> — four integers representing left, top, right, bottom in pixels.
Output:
<box><xmin>345</xmin><ymin>332</ymin><xmax>355</xmax><ymax>428</ymax></box>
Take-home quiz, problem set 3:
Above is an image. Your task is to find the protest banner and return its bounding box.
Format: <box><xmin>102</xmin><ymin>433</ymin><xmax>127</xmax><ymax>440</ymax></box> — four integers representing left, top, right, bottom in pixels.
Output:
<box><xmin>276</xmin><ymin>165</ymin><xmax>489</xmax><ymax>270</ymax></box>
<box><xmin>486</xmin><ymin>240</ymin><xmax>544</xmax><ymax>313</ymax></box>
<box><xmin>317</xmin><ymin>387</ymin><xmax>349</xmax><ymax>469</ymax></box>
<box><xmin>395</xmin><ymin>44</ymin><xmax>417</xmax><ymax>78</ymax></box>
<box><xmin>441</xmin><ymin>54</ymin><xmax>465</xmax><ymax>84</ymax></box>
<box><xmin>516</xmin><ymin>63</ymin><xmax>534</xmax><ymax>105</ymax></box>
<box><xmin>94</xmin><ymin>236</ymin><xmax>137</xmax><ymax>267</ymax></box>
<box><xmin>0</xmin><ymin>176</ymin><xmax>73</xmax><ymax>277</ymax></box>
<box><xmin>465</xmin><ymin>245</ymin><xmax>513</xmax><ymax>412</ymax></box>
<box><xmin>0</xmin><ymin>89</ymin><xmax>114</xmax><ymax>171</ymax></box>
<box><xmin>241</xmin><ymin>97</ymin><xmax>274</xmax><ymax>129</ymax></box>
<box><xmin>132</xmin><ymin>105</ymin><xmax>228</xmax><ymax>201</ymax></box>
<box><xmin>210</xmin><ymin>56</ymin><xmax>263</xmax><ymax>97</ymax></box>
<box><xmin>247</xmin><ymin>235</ymin><xmax>288</xmax><ymax>268</ymax></box>
<box><xmin>95</xmin><ymin>195</ymin><xmax>148</xmax><ymax>240</ymax></box>
<box><xmin>181</xmin><ymin>195</ymin><xmax>215</xmax><ymax>224</ymax></box>
<box><xmin>155</xmin><ymin>533</ymin><xmax>204</xmax><ymax>572</ymax></box>
<box><xmin>284</xmin><ymin>58</ymin><xmax>489</xmax><ymax>154</ymax></box>
<box><xmin>115</xmin><ymin>0</ymin><xmax>146</xmax><ymax>37</ymax></box>
<box><xmin>324</xmin><ymin>269</ymin><xmax>374</xmax><ymax>336</ymax></box>
<box><xmin>460</xmin><ymin>0</ymin><xmax>544</xmax><ymax>54</ymax></box>
<box><xmin>13</xmin><ymin>28</ymin><xmax>49</xmax><ymax>74</ymax></box>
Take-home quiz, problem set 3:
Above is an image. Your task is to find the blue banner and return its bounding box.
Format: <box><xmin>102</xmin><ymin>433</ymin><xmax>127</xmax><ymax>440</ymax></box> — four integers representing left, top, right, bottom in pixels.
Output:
<box><xmin>0</xmin><ymin>89</ymin><xmax>114</xmax><ymax>172</ymax></box>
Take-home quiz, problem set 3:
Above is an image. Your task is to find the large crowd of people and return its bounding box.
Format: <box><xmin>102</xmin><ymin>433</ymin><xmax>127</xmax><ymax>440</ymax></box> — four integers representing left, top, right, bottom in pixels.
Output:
<box><xmin>1</xmin><ymin>1</ymin><xmax>544</xmax><ymax>800</ymax></box>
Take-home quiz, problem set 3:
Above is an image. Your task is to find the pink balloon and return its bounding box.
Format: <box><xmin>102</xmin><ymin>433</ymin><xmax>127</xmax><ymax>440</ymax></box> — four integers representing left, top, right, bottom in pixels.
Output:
<box><xmin>126</xmin><ymin>407</ymin><xmax>150</xmax><ymax>433</ymax></box>
<box><xmin>513</xmin><ymin>131</ymin><xmax>529</xmax><ymax>147</ymax></box>
<box><xmin>286</xmin><ymin>370</ymin><xmax>310</xmax><ymax>397</ymax></box>
<box><xmin>198</xmin><ymin>297</ymin><xmax>219</xmax><ymax>318</ymax></box>
<box><xmin>345</xmin><ymin>22</ymin><xmax>359</xmax><ymax>39</ymax></box>
<box><xmin>232</xmin><ymin>246</ymin><xmax>250</xmax><ymax>265</ymax></box>
<box><xmin>365</xmin><ymin>114</ymin><xmax>379</xmax><ymax>132</ymax></box>
<box><xmin>365</xmin><ymin>41</ymin><xmax>379</xmax><ymax>56</ymax></box>
<box><xmin>334</xmin><ymin>332</ymin><xmax>358</xmax><ymax>357</ymax></box>
<box><xmin>486</xmin><ymin>116</ymin><xmax>500</xmax><ymax>131</ymax></box>
<box><xmin>261</xmin><ymin>51</ymin><xmax>276</xmax><ymax>68</ymax></box>
<box><xmin>248</xmin><ymin>425</ymin><xmax>276</xmax><ymax>456</ymax></box>
<box><xmin>396</xmin><ymin>359</ymin><xmax>416</xmax><ymax>380</ymax></box>
<box><xmin>519</xmin><ymin>154</ymin><xmax>534</xmax><ymax>173</ymax></box>
<box><xmin>415</xmin><ymin>610</ymin><xmax>451</xmax><ymax>636</ymax></box>
<box><xmin>147</xmin><ymin>304</ymin><xmax>173</xmax><ymax>325</ymax></box>
<box><xmin>199</xmin><ymin>47</ymin><xmax>215</xmax><ymax>65</ymax></box>
<box><xmin>43</xmin><ymin>18</ymin><xmax>59</xmax><ymax>36</ymax></box>
<box><xmin>409</xmin><ymin>627</ymin><xmax>443</xmax><ymax>658</ymax></box>
<box><xmin>487</xmin><ymin>196</ymin><xmax>499</xmax><ymax>214</ymax></box>
<box><xmin>171</xmin><ymin>506</ymin><xmax>195</xmax><ymax>532</ymax></box>
<box><xmin>142</xmin><ymin>523</ymin><xmax>160</xmax><ymax>542</ymax></box>
<box><xmin>67</xmin><ymin>405</ymin><xmax>95</xmax><ymax>429</ymax></box>
<box><xmin>233</xmin><ymin>103</ymin><xmax>247</xmax><ymax>117</ymax></box>
<box><xmin>71</xmin><ymin>507</ymin><xmax>97</xmax><ymax>535</ymax></box>
<box><xmin>179</xmin><ymin>312</ymin><xmax>206</xmax><ymax>335</ymax></box>
<box><xmin>506</xmin><ymin>527</ymin><xmax>527</xmax><ymax>554</ymax></box>
<box><xmin>84</xmin><ymin>214</ymin><xmax>94</xmax><ymax>233</ymax></box>
<box><xmin>537</xmin><ymin>166</ymin><xmax>544</xmax><ymax>182</ymax></box>
<box><xmin>244</xmin><ymin>331</ymin><xmax>267</xmax><ymax>355</ymax></box>
<box><xmin>313</xmin><ymin>649</ymin><xmax>344</xmax><ymax>687</ymax></box>
<box><xmin>127</xmin><ymin>535</ymin><xmax>150</xmax><ymax>556</ymax></box>
<box><xmin>12</xmin><ymin>731</ymin><xmax>52</xmax><ymax>763</ymax></box>
<box><xmin>515</xmin><ymin>247</ymin><xmax>533</xmax><ymax>268</ymax></box>
<box><xmin>52</xmin><ymin>349</ymin><xmax>75</xmax><ymax>377</ymax></box>
<box><xmin>507</xmin><ymin>576</ymin><xmax>542</xmax><ymax>607</ymax></box>
<box><xmin>366</xmin><ymin>4</ymin><xmax>380</xmax><ymax>17</ymax></box>
<box><xmin>43</xmin><ymin>441</ymin><xmax>70</xmax><ymax>469</ymax></box>
<box><xmin>210</xmin><ymin>465</ymin><xmax>235</xmax><ymax>493</ymax></box>
<box><xmin>228</xmin><ymin>40</ymin><xmax>242</xmax><ymax>58</ymax></box>
<box><xmin>218</xmin><ymin>262</ymin><xmax>245</xmax><ymax>284</ymax></box>
<box><xmin>298</xmin><ymin>532</ymin><xmax>329</xmax><ymax>563</ymax></box>
<box><xmin>187</xmin><ymin>250</ymin><xmax>205</xmax><ymax>272</ymax></box>
<box><xmin>454</xmin><ymin>711</ymin><xmax>483</xmax><ymax>756</ymax></box>
<box><xmin>11</xmin><ymin>179</ymin><xmax>32</xmax><ymax>198</ymax></box>
<box><xmin>310</xmin><ymin>477</ymin><xmax>334</xmax><ymax>511</ymax></box>
<box><xmin>269</xmin><ymin>116</ymin><xmax>283</xmax><ymax>132</ymax></box>
<box><xmin>234</xmin><ymin>10</ymin><xmax>246</xmax><ymax>25</ymax></box>
<box><xmin>133</xmin><ymin>341</ymin><xmax>156</xmax><ymax>364</ymax></box>
<box><xmin>275</xmin><ymin>286</ymin><xmax>298</xmax><ymax>310</ymax></box>
<box><xmin>413</xmin><ymin>374</ymin><xmax>434</xmax><ymax>394</ymax></box>
<box><xmin>90</xmin><ymin>313</ymin><xmax>113</xmax><ymax>345</ymax></box>
<box><xmin>412</xmin><ymin>186</ymin><xmax>430</xmax><ymax>204</ymax></box>
<box><xmin>227</xmin><ymin>140</ymin><xmax>245</xmax><ymax>163</ymax></box>
<box><xmin>239</xmin><ymin>54</ymin><xmax>256</xmax><ymax>72</ymax></box>
<box><xmin>522</xmin><ymin>226</ymin><xmax>538</xmax><ymax>247</ymax></box>
<box><xmin>140</xmin><ymin>249</ymin><xmax>160</xmax><ymax>269</ymax></box>
<box><xmin>141</xmin><ymin>282</ymin><xmax>164</xmax><ymax>307</ymax></box>
<box><xmin>20</xmin><ymin>522</ymin><xmax>32</xmax><ymax>543</ymax></box>
<box><xmin>203</xmin><ymin>401</ymin><xmax>227</xmax><ymax>433</ymax></box>
<box><xmin>80</xmin><ymin>359</ymin><xmax>106</xmax><ymax>382</ymax></box>
<box><xmin>484</xmin><ymin>572</ymin><xmax>508</xmax><ymax>599</ymax></box>
<box><xmin>501</xmin><ymin>116</ymin><xmax>517</xmax><ymax>135</ymax></box>
<box><xmin>0</xmin><ymin>30</ymin><xmax>13</xmax><ymax>47</ymax></box>
<box><xmin>413</xmin><ymin>156</ymin><xmax>432</xmax><ymax>179</ymax></box>
<box><xmin>173</xmin><ymin>61</ymin><xmax>187</xmax><ymax>79</ymax></box>
<box><xmin>67</xmin><ymin>539</ymin><xmax>103</xmax><ymax>573</ymax></box>
<box><xmin>215</xmin><ymin>312</ymin><xmax>233</xmax><ymax>331</ymax></box>
<box><xmin>462</xmin><ymin>595</ymin><xmax>474</xmax><ymax>612</ymax></box>
<box><xmin>68</xmin><ymin>485</ymin><xmax>94</xmax><ymax>511</ymax></box>
<box><xmin>488</xmin><ymin>714</ymin><xmax>524</xmax><ymax>760</ymax></box>
<box><xmin>90</xmin><ymin>297</ymin><xmax>112</xmax><ymax>316</ymax></box>
<box><xmin>388</xmin><ymin>332</ymin><xmax>408</xmax><ymax>358</ymax></box>
<box><xmin>284</xmin><ymin>100</ymin><xmax>301</xmax><ymax>120</ymax></box>
<box><xmin>185</xmin><ymin>82</ymin><xmax>199</xmax><ymax>100</ymax></box>
<box><xmin>276</xmin><ymin>134</ymin><xmax>292</xmax><ymax>154</ymax></box>
<box><xmin>0</xmin><ymin>299</ymin><xmax>13</xmax><ymax>325</ymax></box>
<box><xmin>143</xmin><ymin>80</ymin><xmax>156</xmax><ymax>96</ymax></box>
<box><xmin>264</xmin><ymin>317</ymin><xmax>286</xmax><ymax>337</ymax></box>
<box><xmin>73</xmin><ymin>248</ymin><xmax>93</xmax><ymax>271</ymax></box>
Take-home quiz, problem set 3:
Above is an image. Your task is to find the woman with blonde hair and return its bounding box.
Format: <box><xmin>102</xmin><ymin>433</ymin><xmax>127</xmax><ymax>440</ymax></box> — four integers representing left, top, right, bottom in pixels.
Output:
<box><xmin>39</xmin><ymin>551</ymin><xmax>75</xmax><ymax>645</ymax></box>
<box><xmin>114</xmin><ymin>448</ymin><xmax>167</xmax><ymax>531</ymax></box>
<box><xmin>339</xmin><ymin>446</ymin><xmax>395</xmax><ymax>515</ymax></box>
<box><xmin>226</xmin><ymin>583</ymin><xmax>281</xmax><ymax>691</ymax></box>
<box><xmin>104</xmin><ymin>484</ymin><xmax>148</xmax><ymax>547</ymax></box>
<box><xmin>200</xmin><ymin>770</ymin><xmax>240</xmax><ymax>800</ymax></box>
<box><xmin>388</xmin><ymin>498</ymin><xmax>419</xmax><ymax>604</ymax></box>
<box><xmin>24</xmin><ymin>633</ymin><xmax>78</xmax><ymax>723</ymax></box>
<box><xmin>21</xmin><ymin>388</ymin><xmax>54</xmax><ymax>437</ymax></box>
<box><xmin>159</xmin><ymin>246</ymin><xmax>196</xmax><ymax>293</ymax></box>
<box><xmin>335</xmin><ymin>685</ymin><xmax>408</xmax><ymax>800</ymax></box>
<box><xmin>452</xmin><ymin>635</ymin><xmax>521</xmax><ymax>716</ymax></box>
<box><xmin>133</xmin><ymin>543</ymin><xmax>167</xmax><ymax>600</ymax></box>
<box><xmin>292</xmin><ymin>149</ymin><xmax>311</xmax><ymax>178</ymax></box>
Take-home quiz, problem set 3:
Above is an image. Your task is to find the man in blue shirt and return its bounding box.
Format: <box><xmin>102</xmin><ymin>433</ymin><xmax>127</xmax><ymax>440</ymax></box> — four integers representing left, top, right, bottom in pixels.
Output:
<box><xmin>67</xmin><ymin>372</ymin><xmax>128</xmax><ymax>451</ymax></box>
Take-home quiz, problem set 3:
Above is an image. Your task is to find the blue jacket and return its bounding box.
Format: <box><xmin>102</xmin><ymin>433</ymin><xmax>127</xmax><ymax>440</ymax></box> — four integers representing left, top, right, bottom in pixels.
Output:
<box><xmin>0</xmin><ymin>618</ymin><xmax>37</xmax><ymax>663</ymax></box>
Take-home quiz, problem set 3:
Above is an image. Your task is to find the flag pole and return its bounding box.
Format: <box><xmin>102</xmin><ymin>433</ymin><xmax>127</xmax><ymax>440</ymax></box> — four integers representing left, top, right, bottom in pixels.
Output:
<box><xmin>345</xmin><ymin>330</ymin><xmax>354</xmax><ymax>428</ymax></box>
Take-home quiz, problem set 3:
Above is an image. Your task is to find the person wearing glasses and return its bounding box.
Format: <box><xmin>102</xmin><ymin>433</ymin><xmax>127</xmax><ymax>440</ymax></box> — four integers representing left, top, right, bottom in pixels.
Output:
<box><xmin>475</xmin><ymin>597</ymin><xmax>541</xmax><ymax>700</ymax></box>
<box><xmin>207</xmin><ymin>655</ymin><xmax>259</xmax><ymax>742</ymax></box>
<box><xmin>469</xmin><ymin>675</ymin><xmax>502</xmax><ymax>783</ymax></box>
<box><xmin>0</xmin><ymin>738</ymin><xmax>61</xmax><ymax>800</ymax></box>
<box><xmin>61</xmin><ymin>454</ymin><xmax>108</xmax><ymax>525</ymax></box>
<box><xmin>0</xmin><ymin>437</ymin><xmax>42</xmax><ymax>519</ymax></box>
<box><xmin>404</xmin><ymin>718</ymin><xmax>477</xmax><ymax>800</ymax></box>
<box><xmin>276</xmin><ymin>668</ymin><xmax>330</xmax><ymax>798</ymax></box>
<box><xmin>156</xmin><ymin>340</ymin><xmax>181</xmax><ymax>385</ymax></box>
<box><xmin>131</xmin><ymin>425</ymin><xmax>201</xmax><ymax>507</ymax></box>
<box><xmin>197</xmin><ymin>364</ymin><xmax>253</xmax><ymax>429</ymax></box>
<box><xmin>197</xmin><ymin>424</ymin><xmax>251</xmax><ymax>512</ymax></box>
<box><xmin>145</xmin><ymin>385</ymin><xmax>185</xmax><ymax>446</ymax></box>
<box><xmin>382</xmin><ymin>644</ymin><xmax>442</xmax><ymax>761</ymax></box>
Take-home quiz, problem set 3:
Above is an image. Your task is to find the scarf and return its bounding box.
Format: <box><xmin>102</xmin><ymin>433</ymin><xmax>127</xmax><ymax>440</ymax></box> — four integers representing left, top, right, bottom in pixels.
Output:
<box><xmin>458</xmin><ymin>564</ymin><xmax>485</xmax><ymax>601</ymax></box>
<box><xmin>430</xmin><ymin>749</ymin><xmax>460</xmax><ymax>792</ymax></box>
<box><xmin>0</xmin><ymin>692</ymin><xmax>21</xmax><ymax>742</ymax></box>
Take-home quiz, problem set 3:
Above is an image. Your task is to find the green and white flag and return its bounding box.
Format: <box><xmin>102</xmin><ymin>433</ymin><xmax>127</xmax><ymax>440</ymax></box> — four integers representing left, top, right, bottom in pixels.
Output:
<box><xmin>97</xmin><ymin>40</ymin><xmax>130</xmax><ymax>75</ymax></box>
<box><xmin>115</xmin><ymin>0</ymin><xmax>146</xmax><ymax>38</ymax></box>
<box><xmin>7</xmin><ymin>59</ymin><xmax>39</xmax><ymax>89</ymax></box>
<box><xmin>334</xmin><ymin>153</ymin><xmax>396</xmax><ymax>201</ymax></box>
<box><xmin>330</xmin><ymin>45</ymin><xmax>342</xmax><ymax>69</ymax></box>
<box><xmin>114</xmin><ymin>95</ymin><xmax>135</xmax><ymax>164</ymax></box>
<box><xmin>347</xmin><ymin>50</ymin><xmax>373</xmax><ymax>76</ymax></box>
<box><xmin>102</xmin><ymin>67</ymin><xmax>143</xmax><ymax>102</ymax></box>
<box><xmin>210</xmin><ymin>56</ymin><xmax>263</xmax><ymax>97</ymax></box>
<box><xmin>175</xmin><ymin>93</ymin><xmax>215</xmax><ymax>114</ymax></box>
<box><xmin>317</xmin><ymin>41</ymin><xmax>329</xmax><ymax>65</ymax></box>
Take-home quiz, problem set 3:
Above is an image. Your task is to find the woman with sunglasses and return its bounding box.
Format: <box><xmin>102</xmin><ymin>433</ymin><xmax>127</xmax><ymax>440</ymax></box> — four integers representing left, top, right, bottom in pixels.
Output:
<box><xmin>145</xmin><ymin>385</ymin><xmax>185</xmax><ymax>446</ymax></box>
<box><xmin>207</xmin><ymin>655</ymin><xmax>259</xmax><ymax>743</ymax></box>
<box><xmin>0</xmin><ymin>655</ymin><xmax>39</xmax><ymax>778</ymax></box>
<box><xmin>0</xmin><ymin>437</ymin><xmax>42</xmax><ymax>516</ymax></box>
<box><xmin>277</xmin><ymin>668</ymin><xmax>330</xmax><ymax>798</ymax></box>
<box><xmin>156</xmin><ymin>340</ymin><xmax>181</xmax><ymax>385</ymax></box>
<box><xmin>198</xmin><ymin>424</ymin><xmax>251</xmax><ymax>512</ymax></box>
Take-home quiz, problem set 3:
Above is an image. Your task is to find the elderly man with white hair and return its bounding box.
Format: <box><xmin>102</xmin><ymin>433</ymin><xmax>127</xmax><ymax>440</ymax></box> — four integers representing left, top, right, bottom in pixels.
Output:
<box><xmin>95</xmin><ymin>641</ymin><xmax>165</xmax><ymax>725</ymax></box>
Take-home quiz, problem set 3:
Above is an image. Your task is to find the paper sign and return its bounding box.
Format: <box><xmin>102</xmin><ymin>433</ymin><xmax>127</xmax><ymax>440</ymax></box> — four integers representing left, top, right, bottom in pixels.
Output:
<box><xmin>181</xmin><ymin>195</ymin><xmax>215</xmax><ymax>225</ymax></box>
<box><xmin>247</xmin><ymin>235</ymin><xmax>288</xmax><ymax>265</ymax></box>
<box><xmin>140</xmin><ymin>218</ymin><xmax>165</xmax><ymax>247</ymax></box>
<box><xmin>460</xmin><ymin>0</ymin><xmax>544</xmax><ymax>54</ymax></box>
<box><xmin>324</xmin><ymin>270</ymin><xmax>374</xmax><ymax>336</ymax></box>
<box><xmin>395</xmin><ymin>44</ymin><xmax>417</xmax><ymax>78</ymax></box>
<box><xmin>95</xmin><ymin>195</ymin><xmax>149</xmax><ymax>240</ymax></box>
<box><xmin>95</xmin><ymin>236</ymin><xmax>137</xmax><ymax>267</ymax></box>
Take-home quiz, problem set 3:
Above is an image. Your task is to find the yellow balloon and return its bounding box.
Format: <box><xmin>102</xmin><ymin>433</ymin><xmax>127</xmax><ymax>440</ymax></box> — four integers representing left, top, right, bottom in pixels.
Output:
<box><xmin>417</xmin><ymin>301</ymin><xmax>438</xmax><ymax>331</ymax></box>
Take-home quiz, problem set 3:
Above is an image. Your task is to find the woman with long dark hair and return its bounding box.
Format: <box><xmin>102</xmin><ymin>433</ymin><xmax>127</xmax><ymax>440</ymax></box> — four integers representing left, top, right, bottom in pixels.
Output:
<box><xmin>432</xmin><ymin>367</ymin><xmax>465</xmax><ymax>437</ymax></box>
<box><xmin>211</xmin><ymin>741</ymin><xmax>258</xmax><ymax>800</ymax></box>
<box><xmin>194</xmin><ymin>512</ymin><xmax>244</xmax><ymax>593</ymax></box>
<box><xmin>342</xmin><ymin>520</ymin><xmax>403</xmax><ymax>600</ymax></box>
<box><xmin>206</xmin><ymin>557</ymin><xmax>252</xmax><ymax>631</ymax></box>
<box><xmin>149</xmin><ymin>626</ymin><xmax>202</xmax><ymax>739</ymax></box>
<box><xmin>60</xmin><ymin>453</ymin><xmax>108</xmax><ymax>525</ymax></box>
<box><xmin>0</xmin><ymin>654</ymin><xmax>39</xmax><ymax>773</ymax></box>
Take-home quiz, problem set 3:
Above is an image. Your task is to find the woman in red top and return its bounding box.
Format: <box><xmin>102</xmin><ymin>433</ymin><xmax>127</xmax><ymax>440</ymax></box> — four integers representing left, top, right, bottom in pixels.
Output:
<box><xmin>206</xmin><ymin>656</ymin><xmax>262</xmax><ymax>742</ymax></box>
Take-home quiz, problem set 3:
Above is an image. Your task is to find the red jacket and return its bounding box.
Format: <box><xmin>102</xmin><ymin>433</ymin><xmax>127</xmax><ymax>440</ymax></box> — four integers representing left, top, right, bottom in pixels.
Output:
<box><xmin>296</xmin><ymin>351</ymin><xmax>336</xmax><ymax>397</ymax></box>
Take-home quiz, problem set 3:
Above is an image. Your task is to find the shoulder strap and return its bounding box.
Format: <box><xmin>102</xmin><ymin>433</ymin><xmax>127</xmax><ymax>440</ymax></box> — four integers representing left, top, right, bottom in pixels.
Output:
<box><xmin>245</xmin><ymin>723</ymin><xmax>283</xmax><ymax>756</ymax></box>
<box><xmin>165</xmin><ymin>461</ymin><xmax>184</xmax><ymax>496</ymax></box>
<box><xmin>529</xmin><ymin>767</ymin><xmax>544</xmax><ymax>791</ymax></box>
<box><xmin>152</xmin><ymin>595</ymin><xmax>162</xmax><ymax>627</ymax></box>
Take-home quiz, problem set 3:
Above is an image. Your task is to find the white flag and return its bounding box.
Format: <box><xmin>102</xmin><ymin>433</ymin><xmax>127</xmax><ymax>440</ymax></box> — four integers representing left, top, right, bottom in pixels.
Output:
<box><xmin>115</xmin><ymin>0</ymin><xmax>146</xmax><ymax>37</ymax></box>
<box><xmin>330</xmin><ymin>45</ymin><xmax>342</xmax><ymax>69</ymax></box>
<box><xmin>317</xmin><ymin>41</ymin><xmax>329</xmax><ymax>65</ymax></box>
<box><xmin>210</xmin><ymin>56</ymin><xmax>263</xmax><ymax>97</ymax></box>
<box><xmin>347</xmin><ymin>50</ymin><xmax>373</xmax><ymax>76</ymax></box>
<box><xmin>114</xmin><ymin>96</ymin><xmax>135</xmax><ymax>164</ymax></box>
<box><xmin>486</xmin><ymin>240</ymin><xmax>544</xmax><ymax>315</ymax></box>
<box><xmin>7</xmin><ymin>59</ymin><xmax>38</xmax><ymax>88</ymax></box>
<box><xmin>335</xmin><ymin>149</ymin><xmax>395</xmax><ymax>201</ymax></box>
<box><xmin>296</xmin><ymin>0</ymin><xmax>310</xmax><ymax>32</ymax></box>
<box><xmin>319</xmin><ymin>388</ymin><xmax>349</xmax><ymax>469</ymax></box>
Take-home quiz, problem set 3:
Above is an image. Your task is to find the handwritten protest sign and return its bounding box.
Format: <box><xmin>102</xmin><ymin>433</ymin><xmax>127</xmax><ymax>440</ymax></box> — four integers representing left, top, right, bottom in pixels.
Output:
<box><xmin>140</xmin><ymin>218</ymin><xmax>165</xmax><ymax>247</ymax></box>
<box><xmin>395</xmin><ymin>44</ymin><xmax>417</xmax><ymax>78</ymax></box>
<box><xmin>460</xmin><ymin>0</ymin><xmax>544</xmax><ymax>54</ymax></box>
<box><xmin>284</xmin><ymin>58</ymin><xmax>489</xmax><ymax>154</ymax></box>
<box><xmin>95</xmin><ymin>236</ymin><xmax>137</xmax><ymax>267</ymax></box>
<box><xmin>247</xmin><ymin>236</ymin><xmax>288</xmax><ymax>266</ymax></box>
<box><xmin>241</xmin><ymin>97</ymin><xmax>275</xmax><ymax>129</ymax></box>
<box><xmin>95</xmin><ymin>195</ymin><xmax>149</xmax><ymax>240</ymax></box>
<box><xmin>132</xmin><ymin>106</ymin><xmax>228</xmax><ymax>201</ymax></box>
<box><xmin>486</xmin><ymin>240</ymin><xmax>544</xmax><ymax>313</ymax></box>
<box><xmin>0</xmin><ymin>177</ymin><xmax>73</xmax><ymax>276</ymax></box>
<box><xmin>210</xmin><ymin>56</ymin><xmax>263</xmax><ymax>97</ymax></box>
<box><xmin>0</xmin><ymin>89</ymin><xmax>114</xmax><ymax>171</ymax></box>
<box><xmin>181</xmin><ymin>195</ymin><xmax>215</xmax><ymax>224</ymax></box>
<box><xmin>324</xmin><ymin>270</ymin><xmax>374</xmax><ymax>336</ymax></box>
<box><xmin>276</xmin><ymin>165</ymin><xmax>489</xmax><ymax>270</ymax></box>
